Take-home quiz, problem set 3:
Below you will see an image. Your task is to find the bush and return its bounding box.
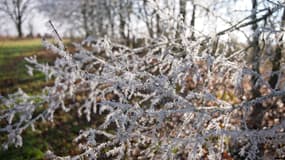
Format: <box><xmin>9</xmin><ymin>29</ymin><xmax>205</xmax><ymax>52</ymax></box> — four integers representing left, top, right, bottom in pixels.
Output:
<box><xmin>1</xmin><ymin>5</ymin><xmax>285</xmax><ymax>160</ymax></box>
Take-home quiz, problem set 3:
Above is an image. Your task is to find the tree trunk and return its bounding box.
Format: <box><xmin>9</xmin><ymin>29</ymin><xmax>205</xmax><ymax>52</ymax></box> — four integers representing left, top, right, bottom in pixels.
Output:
<box><xmin>179</xmin><ymin>0</ymin><xmax>186</xmax><ymax>22</ymax></box>
<box><xmin>81</xmin><ymin>1</ymin><xmax>90</xmax><ymax>37</ymax></box>
<box><xmin>119</xmin><ymin>1</ymin><xmax>126</xmax><ymax>41</ymax></box>
<box><xmin>176</xmin><ymin>0</ymin><xmax>186</xmax><ymax>38</ymax></box>
<box><xmin>190</xmin><ymin>2</ymin><xmax>196</xmax><ymax>40</ymax></box>
<box><xmin>16</xmin><ymin>17</ymin><xmax>23</xmax><ymax>38</ymax></box>
<box><xmin>119</xmin><ymin>15</ymin><xmax>126</xmax><ymax>40</ymax></box>
<box><xmin>142</xmin><ymin>0</ymin><xmax>154</xmax><ymax>38</ymax></box>
<box><xmin>126</xmin><ymin>1</ymin><xmax>132</xmax><ymax>46</ymax></box>
<box><xmin>156</xmin><ymin>13</ymin><xmax>161</xmax><ymax>37</ymax></box>
<box><xmin>16</xmin><ymin>0</ymin><xmax>23</xmax><ymax>38</ymax></box>
<box><xmin>247</xmin><ymin>0</ymin><xmax>264</xmax><ymax>130</ymax></box>
<box><xmin>250</xmin><ymin>0</ymin><xmax>260</xmax><ymax>67</ymax></box>
<box><xmin>247</xmin><ymin>1</ymin><xmax>265</xmax><ymax>158</ymax></box>
<box><xmin>268</xmin><ymin>8</ymin><xmax>285</xmax><ymax>89</ymax></box>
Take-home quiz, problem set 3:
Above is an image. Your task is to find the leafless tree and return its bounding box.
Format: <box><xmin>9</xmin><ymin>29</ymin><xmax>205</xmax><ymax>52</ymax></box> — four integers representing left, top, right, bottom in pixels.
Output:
<box><xmin>0</xmin><ymin>0</ymin><xmax>34</xmax><ymax>38</ymax></box>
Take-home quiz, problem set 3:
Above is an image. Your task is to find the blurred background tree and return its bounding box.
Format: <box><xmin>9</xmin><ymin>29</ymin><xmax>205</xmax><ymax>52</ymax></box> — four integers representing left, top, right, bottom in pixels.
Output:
<box><xmin>0</xmin><ymin>0</ymin><xmax>36</xmax><ymax>38</ymax></box>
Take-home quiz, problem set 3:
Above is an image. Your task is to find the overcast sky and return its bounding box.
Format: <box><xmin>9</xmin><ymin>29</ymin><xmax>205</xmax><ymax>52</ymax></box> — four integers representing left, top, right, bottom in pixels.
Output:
<box><xmin>0</xmin><ymin>0</ymin><xmax>277</xmax><ymax>43</ymax></box>
<box><xmin>0</xmin><ymin>11</ymin><xmax>60</xmax><ymax>37</ymax></box>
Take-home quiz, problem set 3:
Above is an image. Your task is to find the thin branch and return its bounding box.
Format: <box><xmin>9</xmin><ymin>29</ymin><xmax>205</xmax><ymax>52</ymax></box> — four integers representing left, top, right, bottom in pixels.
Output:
<box><xmin>48</xmin><ymin>20</ymin><xmax>63</xmax><ymax>42</ymax></box>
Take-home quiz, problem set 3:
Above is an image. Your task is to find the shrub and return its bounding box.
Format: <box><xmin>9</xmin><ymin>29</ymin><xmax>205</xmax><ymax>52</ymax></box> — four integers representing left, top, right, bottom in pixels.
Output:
<box><xmin>1</xmin><ymin>5</ymin><xmax>285</xmax><ymax>160</ymax></box>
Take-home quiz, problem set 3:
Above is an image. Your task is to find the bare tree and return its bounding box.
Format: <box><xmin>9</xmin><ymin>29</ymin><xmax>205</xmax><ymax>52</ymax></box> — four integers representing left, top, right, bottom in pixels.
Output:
<box><xmin>139</xmin><ymin>0</ymin><xmax>155</xmax><ymax>38</ymax></box>
<box><xmin>40</xmin><ymin>0</ymin><xmax>131</xmax><ymax>40</ymax></box>
<box><xmin>190</xmin><ymin>0</ymin><xmax>196</xmax><ymax>40</ymax></box>
<box><xmin>179</xmin><ymin>0</ymin><xmax>187</xmax><ymax>22</ymax></box>
<box><xmin>269</xmin><ymin>6</ymin><xmax>285</xmax><ymax>89</ymax></box>
<box><xmin>0</xmin><ymin>0</ymin><xmax>33</xmax><ymax>38</ymax></box>
<box><xmin>250</xmin><ymin>0</ymin><xmax>261</xmax><ymax>74</ymax></box>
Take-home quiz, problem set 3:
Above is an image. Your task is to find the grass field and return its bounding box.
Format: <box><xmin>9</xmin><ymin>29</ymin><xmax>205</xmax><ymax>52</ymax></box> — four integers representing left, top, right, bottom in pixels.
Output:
<box><xmin>0</xmin><ymin>38</ymin><xmax>57</xmax><ymax>95</ymax></box>
<box><xmin>0</xmin><ymin>38</ymin><xmax>68</xmax><ymax>159</ymax></box>
<box><xmin>0</xmin><ymin>38</ymin><xmax>93</xmax><ymax>160</ymax></box>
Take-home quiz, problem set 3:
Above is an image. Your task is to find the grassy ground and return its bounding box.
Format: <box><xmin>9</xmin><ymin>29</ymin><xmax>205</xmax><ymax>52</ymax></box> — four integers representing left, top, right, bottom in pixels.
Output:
<box><xmin>0</xmin><ymin>38</ymin><xmax>51</xmax><ymax>95</ymax></box>
<box><xmin>0</xmin><ymin>38</ymin><xmax>84</xmax><ymax>159</ymax></box>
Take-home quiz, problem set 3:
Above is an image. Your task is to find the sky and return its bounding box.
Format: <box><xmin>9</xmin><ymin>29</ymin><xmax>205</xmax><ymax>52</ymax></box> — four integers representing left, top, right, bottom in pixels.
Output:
<box><xmin>0</xmin><ymin>13</ymin><xmax>49</xmax><ymax>37</ymax></box>
<box><xmin>0</xmin><ymin>0</ymin><xmax>278</xmax><ymax>43</ymax></box>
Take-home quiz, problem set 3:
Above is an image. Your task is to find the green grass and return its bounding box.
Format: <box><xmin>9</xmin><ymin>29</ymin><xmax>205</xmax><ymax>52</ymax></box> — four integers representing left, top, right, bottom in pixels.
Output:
<box><xmin>0</xmin><ymin>38</ymin><xmax>84</xmax><ymax>160</ymax></box>
<box><xmin>0</xmin><ymin>38</ymin><xmax>57</xmax><ymax>95</ymax></box>
<box><xmin>0</xmin><ymin>129</ymin><xmax>47</xmax><ymax>160</ymax></box>
<box><xmin>0</xmin><ymin>109</ymin><xmax>105</xmax><ymax>159</ymax></box>
<box><xmin>0</xmin><ymin>38</ymin><xmax>44</xmax><ymax>79</ymax></box>
<box><xmin>0</xmin><ymin>38</ymin><xmax>43</xmax><ymax>59</ymax></box>
<box><xmin>0</xmin><ymin>39</ymin><xmax>48</xmax><ymax>159</ymax></box>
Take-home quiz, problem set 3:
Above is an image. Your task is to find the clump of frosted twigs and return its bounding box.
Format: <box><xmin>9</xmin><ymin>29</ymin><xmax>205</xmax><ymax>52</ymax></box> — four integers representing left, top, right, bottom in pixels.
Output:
<box><xmin>1</xmin><ymin>6</ymin><xmax>285</xmax><ymax>160</ymax></box>
<box><xmin>0</xmin><ymin>33</ymin><xmax>284</xmax><ymax>159</ymax></box>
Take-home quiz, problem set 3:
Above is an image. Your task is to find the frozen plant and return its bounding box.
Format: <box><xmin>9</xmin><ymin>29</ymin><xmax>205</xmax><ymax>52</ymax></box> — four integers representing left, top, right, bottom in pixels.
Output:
<box><xmin>1</xmin><ymin>1</ymin><xmax>285</xmax><ymax>160</ymax></box>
